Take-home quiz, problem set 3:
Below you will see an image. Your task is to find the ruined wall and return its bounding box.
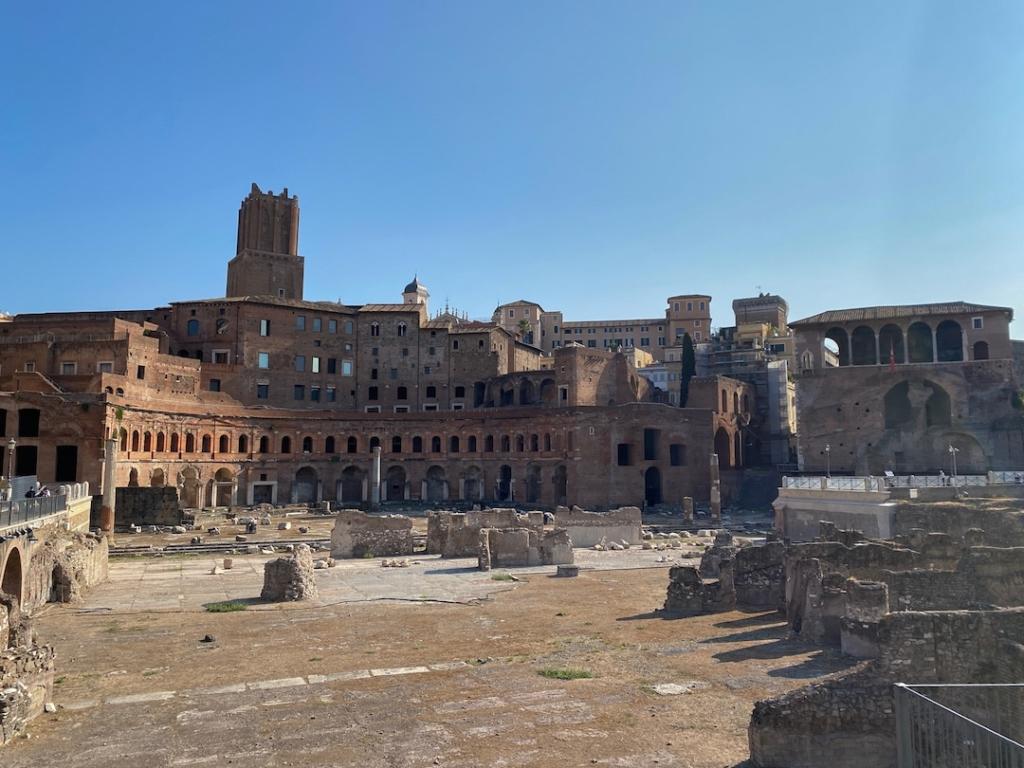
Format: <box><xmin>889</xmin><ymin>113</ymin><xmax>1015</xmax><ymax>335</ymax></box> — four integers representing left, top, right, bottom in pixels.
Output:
<box><xmin>893</xmin><ymin>502</ymin><xmax>1024</xmax><ymax>547</ymax></box>
<box><xmin>734</xmin><ymin>541</ymin><xmax>786</xmax><ymax>610</ymax></box>
<box><xmin>478</xmin><ymin>527</ymin><xmax>573</xmax><ymax>570</ymax></box>
<box><xmin>553</xmin><ymin>506</ymin><xmax>643</xmax><ymax>547</ymax></box>
<box><xmin>114</xmin><ymin>486</ymin><xmax>183</xmax><ymax>527</ymax></box>
<box><xmin>330</xmin><ymin>510</ymin><xmax>414</xmax><ymax>558</ymax></box>
<box><xmin>0</xmin><ymin>643</ymin><xmax>56</xmax><ymax>747</ymax></box>
<box><xmin>427</xmin><ymin>509</ymin><xmax>542</xmax><ymax>557</ymax></box>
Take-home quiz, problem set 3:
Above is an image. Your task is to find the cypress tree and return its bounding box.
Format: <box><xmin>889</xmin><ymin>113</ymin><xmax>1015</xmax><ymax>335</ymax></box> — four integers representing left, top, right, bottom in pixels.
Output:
<box><xmin>679</xmin><ymin>332</ymin><xmax>696</xmax><ymax>407</ymax></box>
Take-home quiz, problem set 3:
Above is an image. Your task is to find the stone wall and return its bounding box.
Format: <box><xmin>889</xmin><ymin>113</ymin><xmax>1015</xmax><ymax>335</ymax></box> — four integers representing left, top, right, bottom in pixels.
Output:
<box><xmin>478</xmin><ymin>527</ymin><xmax>573</xmax><ymax>570</ymax></box>
<box><xmin>553</xmin><ymin>506</ymin><xmax>642</xmax><ymax>548</ymax></box>
<box><xmin>0</xmin><ymin>643</ymin><xmax>56</xmax><ymax>747</ymax></box>
<box><xmin>427</xmin><ymin>509</ymin><xmax>543</xmax><ymax>558</ymax></box>
<box><xmin>733</xmin><ymin>541</ymin><xmax>786</xmax><ymax>610</ymax></box>
<box><xmin>330</xmin><ymin>510</ymin><xmax>414</xmax><ymax>559</ymax></box>
<box><xmin>893</xmin><ymin>502</ymin><xmax>1024</xmax><ymax>547</ymax></box>
<box><xmin>662</xmin><ymin>560</ymin><xmax>736</xmax><ymax>615</ymax></box>
<box><xmin>261</xmin><ymin>545</ymin><xmax>318</xmax><ymax>601</ymax></box>
<box><xmin>114</xmin><ymin>486</ymin><xmax>183</xmax><ymax>527</ymax></box>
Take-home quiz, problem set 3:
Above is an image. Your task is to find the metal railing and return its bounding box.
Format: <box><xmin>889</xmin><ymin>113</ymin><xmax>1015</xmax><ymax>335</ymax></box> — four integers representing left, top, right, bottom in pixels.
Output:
<box><xmin>0</xmin><ymin>493</ymin><xmax>66</xmax><ymax>529</ymax></box>
<box><xmin>895</xmin><ymin>683</ymin><xmax>1024</xmax><ymax>768</ymax></box>
<box><xmin>782</xmin><ymin>473</ymin><xmax>1011</xmax><ymax>492</ymax></box>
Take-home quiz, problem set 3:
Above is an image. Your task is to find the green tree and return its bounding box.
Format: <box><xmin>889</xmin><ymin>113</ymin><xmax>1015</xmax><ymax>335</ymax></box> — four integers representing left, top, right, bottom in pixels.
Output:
<box><xmin>679</xmin><ymin>333</ymin><xmax>696</xmax><ymax>407</ymax></box>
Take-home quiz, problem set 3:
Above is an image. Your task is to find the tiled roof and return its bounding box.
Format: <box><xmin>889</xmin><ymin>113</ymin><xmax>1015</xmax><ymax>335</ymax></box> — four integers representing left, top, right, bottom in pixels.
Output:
<box><xmin>354</xmin><ymin>304</ymin><xmax>422</xmax><ymax>313</ymax></box>
<box><xmin>791</xmin><ymin>302</ymin><xmax>1013</xmax><ymax>326</ymax></box>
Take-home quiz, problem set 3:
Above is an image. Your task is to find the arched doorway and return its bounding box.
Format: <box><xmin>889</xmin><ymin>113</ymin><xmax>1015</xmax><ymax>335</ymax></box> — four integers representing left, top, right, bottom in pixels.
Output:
<box><xmin>385</xmin><ymin>466</ymin><xmax>406</xmax><ymax>501</ymax></box>
<box><xmin>733</xmin><ymin>432</ymin><xmax>743</xmax><ymax>469</ymax></box>
<box><xmin>339</xmin><ymin>467</ymin><xmax>365</xmax><ymax>504</ymax></box>
<box><xmin>714</xmin><ymin>428</ymin><xmax>732</xmax><ymax>468</ymax></box>
<box><xmin>214</xmin><ymin>468</ymin><xmax>235</xmax><ymax>506</ymax></box>
<box><xmin>552</xmin><ymin>465</ymin><xmax>567</xmax><ymax>506</ymax></box>
<box><xmin>878</xmin><ymin>325</ymin><xmax>905</xmax><ymax>365</ymax></box>
<box><xmin>973</xmin><ymin>341</ymin><xmax>989</xmax><ymax>360</ymax></box>
<box><xmin>907</xmin><ymin>322</ymin><xmax>933</xmax><ymax>363</ymax></box>
<box><xmin>425</xmin><ymin>466</ymin><xmax>447</xmax><ymax>501</ymax></box>
<box><xmin>519</xmin><ymin>379</ymin><xmax>535</xmax><ymax>406</ymax></box>
<box><xmin>540</xmin><ymin>378</ymin><xmax>556</xmax><ymax>405</ymax></box>
<box><xmin>1</xmin><ymin>548</ymin><xmax>23</xmax><ymax>605</ymax></box>
<box><xmin>294</xmin><ymin>466</ymin><xmax>318</xmax><ymax>504</ymax></box>
<box><xmin>935</xmin><ymin>320</ymin><xmax>964</xmax><ymax>362</ymax></box>
<box><xmin>178</xmin><ymin>467</ymin><xmax>201</xmax><ymax>507</ymax></box>
<box><xmin>850</xmin><ymin>326</ymin><xmax>877</xmax><ymax>365</ymax></box>
<box><xmin>644</xmin><ymin>467</ymin><xmax>662</xmax><ymax>506</ymax></box>
<box><xmin>824</xmin><ymin>328</ymin><xmax>850</xmax><ymax>366</ymax></box>
<box><xmin>525</xmin><ymin>464</ymin><xmax>542</xmax><ymax>503</ymax></box>
<box><xmin>462</xmin><ymin>466</ymin><xmax>483</xmax><ymax>501</ymax></box>
<box><xmin>150</xmin><ymin>468</ymin><xmax>165</xmax><ymax>487</ymax></box>
<box><xmin>497</xmin><ymin>465</ymin><xmax>512</xmax><ymax>501</ymax></box>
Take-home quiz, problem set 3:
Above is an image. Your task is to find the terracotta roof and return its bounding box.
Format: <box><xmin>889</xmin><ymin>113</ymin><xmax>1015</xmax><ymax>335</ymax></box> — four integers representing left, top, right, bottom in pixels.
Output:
<box><xmin>172</xmin><ymin>296</ymin><xmax>356</xmax><ymax>312</ymax></box>
<box><xmin>354</xmin><ymin>304</ymin><xmax>422</xmax><ymax>313</ymax></box>
<box><xmin>791</xmin><ymin>302</ymin><xmax>1013</xmax><ymax>326</ymax></box>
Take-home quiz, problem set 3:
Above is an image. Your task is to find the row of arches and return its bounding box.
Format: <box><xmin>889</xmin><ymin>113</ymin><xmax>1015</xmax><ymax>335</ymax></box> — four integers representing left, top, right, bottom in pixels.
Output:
<box><xmin>116</xmin><ymin>427</ymin><xmax>565</xmax><ymax>458</ymax></box>
<box><xmin>822</xmin><ymin>320</ymin><xmax>983</xmax><ymax>367</ymax></box>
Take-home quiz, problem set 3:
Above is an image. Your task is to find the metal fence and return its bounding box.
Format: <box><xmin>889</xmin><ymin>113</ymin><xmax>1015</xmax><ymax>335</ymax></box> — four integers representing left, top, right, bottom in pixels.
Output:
<box><xmin>0</xmin><ymin>493</ymin><xmax>66</xmax><ymax>529</ymax></box>
<box><xmin>895</xmin><ymin>683</ymin><xmax>1024</xmax><ymax>768</ymax></box>
<box><xmin>782</xmin><ymin>473</ymin><xmax>1006</xmax><ymax>492</ymax></box>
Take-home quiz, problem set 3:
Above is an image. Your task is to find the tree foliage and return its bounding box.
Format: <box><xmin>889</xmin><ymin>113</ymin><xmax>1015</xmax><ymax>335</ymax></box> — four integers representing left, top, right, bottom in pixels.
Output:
<box><xmin>679</xmin><ymin>333</ymin><xmax>696</xmax><ymax>407</ymax></box>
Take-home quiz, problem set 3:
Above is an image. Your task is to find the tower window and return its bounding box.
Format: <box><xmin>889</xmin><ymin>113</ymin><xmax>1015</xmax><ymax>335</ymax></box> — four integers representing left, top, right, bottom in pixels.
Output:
<box><xmin>295</xmin><ymin>316</ymin><xmax>306</xmax><ymax>331</ymax></box>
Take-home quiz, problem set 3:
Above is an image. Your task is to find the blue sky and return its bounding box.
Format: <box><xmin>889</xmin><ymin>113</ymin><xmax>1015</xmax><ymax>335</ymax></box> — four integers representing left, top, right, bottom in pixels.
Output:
<box><xmin>2</xmin><ymin>1</ymin><xmax>1022</xmax><ymax>330</ymax></box>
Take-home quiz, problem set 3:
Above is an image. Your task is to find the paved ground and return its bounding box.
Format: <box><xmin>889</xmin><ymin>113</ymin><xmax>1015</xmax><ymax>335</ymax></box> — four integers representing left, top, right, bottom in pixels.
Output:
<box><xmin>6</xmin><ymin>549</ymin><xmax>855</xmax><ymax>768</ymax></box>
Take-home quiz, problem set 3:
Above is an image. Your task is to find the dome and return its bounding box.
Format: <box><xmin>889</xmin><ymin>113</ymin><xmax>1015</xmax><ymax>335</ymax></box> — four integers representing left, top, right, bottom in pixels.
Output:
<box><xmin>403</xmin><ymin>276</ymin><xmax>428</xmax><ymax>295</ymax></box>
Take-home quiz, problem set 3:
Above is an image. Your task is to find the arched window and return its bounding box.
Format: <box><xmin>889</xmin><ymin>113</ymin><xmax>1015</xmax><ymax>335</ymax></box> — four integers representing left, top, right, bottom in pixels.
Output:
<box><xmin>501</xmin><ymin>435</ymin><xmax>511</xmax><ymax>452</ymax></box>
<box><xmin>325</xmin><ymin>436</ymin><xmax>336</xmax><ymax>454</ymax></box>
<box><xmin>302</xmin><ymin>436</ymin><xmax>314</xmax><ymax>453</ymax></box>
<box><xmin>131</xmin><ymin>430</ymin><xmax>140</xmax><ymax>451</ymax></box>
<box><xmin>347</xmin><ymin>436</ymin><xmax>358</xmax><ymax>453</ymax></box>
<box><xmin>426</xmin><ymin>385</ymin><xmax>437</xmax><ymax>399</ymax></box>
<box><xmin>515</xmin><ymin>434</ymin><xmax>525</xmax><ymax>452</ymax></box>
<box><xmin>544</xmin><ymin>433</ymin><xmax>552</xmax><ymax>452</ymax></box>
<box><xmin>281</xmin><ymin>436</ymin><xmax>292</xmax><ymax>454</ymax></box>
<box><xmin>155</xmin><ymin>432</ymin><xmax>165</xmax><ymax>452</ymax></box>
<box><xmin>392</xmin><ymin>436</ymin><xmax>402</xmax><ymax>453</ymax></box>
<box><xmin>973</xmin><ymin>340</ymin><xmax>989</xmax><ymax>360</ymax></box>
<box><xmin>936</xmin><ymin>320</ymin><xmax>964</xmax><ymax>362</ymax></box>
<box><xmin>119</xmin><ymin>429</ymin><xmax>128</xmax><ymax>452</ymax></box>
<box><xmin>186</xmin><ymin>319</ymin><xmax>200</xmax><ymax>336</ymax></box>
<box><xmin>370</xmin><ymin>322</ymin><xmax>380</xmax><ymax>337</ymax></box>
<box><xmin>218</xmin><ymin>435</ymin><xmax>229</xmax><ymax>454</ymax></box>
<box><xmin>907</xmin><ymin>322</ymin><xmax>933</xmax><ymax>363</ymax></box>
<box><xmin>485</xmin><ymin>435</ymin><xmax>494</xmax><ymax>452</ymax></box>
<box><xmin>530</xmin><ymin>434</ymin><xmax>539</xmax><ymax>452</ymax></box>
<box><xmin>721</xmin><ymin>390</ymin><xmax>728</xmax><ymax>412</ymax></box>
<box><xmin>732</xmin><ymin>392</ymin><xmax>739</xmax><ymax>413</ymax></box>
<box><xmin>238</xmin><ymin>434</ymin><xmax>248</xmax><ymax>453</ymax></box>
<box><xmin>185</xmin><ymin>433</ymin><xmax>195</xmax><ymax>453</ymax></box>
<box><xmin>824</xmin><ymin>327</ymin><xmax>850</xmax><ymax>366</ymax></box>
<box><xmin>201</xmin><ymin>434</ymin><xmax>212</xmax><ymax>453</ymax></box>
<box><xmin>397</xmin><ymin>322</ymin><xmax>407</xmax><ymax>337</ymax></box>
<box><xmin>143</xmin><ymin>432</ymin><xmax>152</xmax><ymax>452</ymax></box>
<box><xmin>851</xmin><ymin>326</ymin><xmax>878</xmax><ymax>365</ymax></box>
<box><xmin>412</xmin><ymin>436</ymin><xmax>423</xmax><ymax>453</ymax></box>
<box><xmin>370</xmin><ymin>436</ymin><xmax>381</xmax><ymax>451</ymax></box>
<box><xmin>431</xmin><ymin>436</ymin><xmax>442</xmax><ymax>453</ymax></box>
<box><xmin>468</xmin><ymin>435</ymin><xmax>477</xmax><ymax>452</ymax></box>
<box><xmin>169</xmin><ymin>433</ymin><xmax>179</xmax><ymax>453</ymax></box>
<box><xmin>450</xmin><ymin>436</ymin><xmax>460</xmax><ymax>453</ymax></box>
<box><xmin>259</xmin><ymin>435</ymin><xmax>269</xmax><ymax>453</ymax></box>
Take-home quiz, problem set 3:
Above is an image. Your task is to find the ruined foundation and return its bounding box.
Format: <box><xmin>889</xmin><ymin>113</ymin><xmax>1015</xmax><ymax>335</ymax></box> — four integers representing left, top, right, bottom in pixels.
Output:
<box><xmin>552</xmin><ymin>506</ymin><xmax>642</xmax><ymax>548</ymax></box>
<box><xmin>427</xmin><ymin>509</ymin><xmax>543</xmax><ymax>558</ymax></box>
<box><xmin>478</xmin><ymin>527</ymin><xmax>573</xmax><ymax>571</ymax></box>
<box><xmin>330</xmin><ymin>510</ymin><xmax>415</xmax><ymax>559</ymax></box>
<box><xmin>261</xmin><ymin>545</ymin><xmax>319</xmax><ymax>601</ymax></box>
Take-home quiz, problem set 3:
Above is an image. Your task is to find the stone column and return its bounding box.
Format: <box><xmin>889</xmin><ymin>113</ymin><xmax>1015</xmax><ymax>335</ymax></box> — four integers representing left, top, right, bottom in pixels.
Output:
<box><xmin>369</xmin><ymin>446</ymin><xmax>382</xmax><ymax>509</ymax></box>
<box><xmin>683</xmin><ymin>496</ymin><xmax>694</xmax><ymax>523</ymax></box>
<box><xmin>931</xmin><ymin>327</ymin><xmax>938</xmax><ymax>363</ymax></box>
<box><xmin>99</xmin><ymin>438</ymin><xmax>117</xmax><ymax>532</ymax></box>
<box><xmin>709</xmin><ymin>453</ymin><xmax>721</xmax><ymax>523</ymax></box>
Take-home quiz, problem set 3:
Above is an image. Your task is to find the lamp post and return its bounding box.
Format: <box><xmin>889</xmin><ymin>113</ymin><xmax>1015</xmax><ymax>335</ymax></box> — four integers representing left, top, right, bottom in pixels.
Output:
<box><xmin>824</xmin><ymin>443</ymin><xmax>831</xmax><ymax>479</ymax></box>
<box><xmin>948</xmin><ymin>444</ymin><xmax>959</xmax><ymax>488</ymax></box>
<box><xmin>5</xmin><ymin>438</ymin><xmax>15</xmax><ymax>501</ymax></box>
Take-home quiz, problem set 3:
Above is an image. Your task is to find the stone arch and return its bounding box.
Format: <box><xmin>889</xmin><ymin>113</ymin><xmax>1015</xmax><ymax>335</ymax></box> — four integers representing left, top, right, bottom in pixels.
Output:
<box><xmin>942</xmin><ymin>432</ymin><xmax>987</xmax><ymax>474</ymax></box>
<box><xmin>851</xmin><ymin>326</ymin><xmax>877</xmax><ymax>365</ymax></box>
<box><xmin>936</xmin><ymin>320</ymin><xmax>964</xmax><ymax>362</ymax></box>
<box><xmin>185</xmin><ymin>433</ymin><xmax>195</xmax><ymax>453</ymax></box>
<box><xmin>497</xmin><ymin>465</ymin><xmax>512</xmax><ymax>501</ymax></box>
<box><xmin>258</xmin><ymin>435</ymin><xmax>269</xmax><ymax>453</ymax></box>
<box><xmin>128</xmin><ymin>467</ymin><xmax>140</xmax><ymax>487</ymax></box>
<box><xmin>973</xmin><ymin>340</ymin><xmax>989</xmax><ymax>360</ymax></box>
<box><xmin>540</xmin><ymin>378</ymin><xmax>556</xmax><ymax>405</ymax></box>
<box><xmin>461</xmin><ymin>465</ymin><xmax>483</xmax><ymax>501</ymax></box>
<box><xmin>150</xmin><ymin>468</ymin><xmax>165</xmax><ymax>487</ymax></box>
<box><xmin>169</xmin><ymin>433</ymin><xmax>179</xmax><ymax>453</ymax></box>
<box><xmin>218</xmin><ymin>434</ymin><xmax>229</xmax><ymax>454</ymax></box>
<box><xmin>552</xmin><ymin>465</ymin><xmax>567</xmax><ymax>506</ymax></box>
<box><xmin>302</xmin><ymin>436</ymin><xmax>314</xmax><ymax>453</ymax></box>
<box><xmin>907</xmin><ymin>322</ymin><xmax>933</xmax><ymax>363</ymax></box>
<box><xmin>178</xmin><ymin>466</ymin><xmax>200</xmax><ymax>508</ymax></box>
<box><xmin>237</xmin><ymin>434</ymin><xmax>248</xmax><ymax>454</ymax></box>
<box><xmin>425</xmin><ymin>466</ymin><xmax>447</xmax><ymax>501</ymax></box>
<box><xmin>281</xmin><ymin>436</ymin><xmax>292</xmax><ymax>454</ymax></box>
<box><xmin>131</xmin><ymin>430</ymin><xmax>140</xmax><ymax>452</ymax></box>
<box><xmin>644</xmin><ymin>466</ymin><xmax>662</xmax><ymax>506</ymax></box>
<box><xmin>519</xmin><ymin>379</ymin><xmax>536</xmax><ymax>406</ymax></box>
<box><xmin>714</xmin><ymin>428</ymin><xmax>731</xmax><ymax>468</ymax></box>
<box><xmin>925</xmin><ymin>381</ymin><xmax>952</xmax><ymax>428</ymax></box>
<box><xmin>1</xmin><ymin>547</ymin><xmax>24</xmax><ymax>606</ymax></box>
<box><xmin>824</xmin><ymin>327</ymin><xmax>850</xmax><ymax>366</ymax></box>
<box><xmin>884</xmin><ymin>381</ymin><xmax>912</xmax><ymax>429</ymax></box>
<box><xmin>201</xmin><ymin>434</ymin><xmax>212</xmax><ymax>453</ymax></box>
<box><xmin>384</xmin><ymin>466</ymin><xmax>405</xmax><ymax>502</ymax></box>
<box><xmin>294</xmin><ymin>466</ymin><xmax>318</xmax><ymax>504</ymax></box>
<box><xmin>525</xmin><ymin>464</ymin><xmax>542</xmax><ymax>503</ymax></box>
<box><xmin>339</xmin><ymin>466</ymin><xmax>365</xmax><ymax>503</ymax></box>
<box><xmin>155</xmin><ymin>432</ymin><xmax>166</xmax><ymax>452</ymax></box>
<box><xmin>878</xmin><ymin>325</ymin><xmax>905</xmax><ymax>365</ymax></box>
<box><xmin>213</xmin><ymin>468</ymin><xmax>234</xmax><ymax>506</ymax></box>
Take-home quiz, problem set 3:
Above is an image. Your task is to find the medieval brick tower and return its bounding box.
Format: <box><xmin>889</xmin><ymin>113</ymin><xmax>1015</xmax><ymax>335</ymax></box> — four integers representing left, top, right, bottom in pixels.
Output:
<box><xmin>226</xmin><ymin>183</ymin><xmax>304</xmax><ymax>300</ymax></box>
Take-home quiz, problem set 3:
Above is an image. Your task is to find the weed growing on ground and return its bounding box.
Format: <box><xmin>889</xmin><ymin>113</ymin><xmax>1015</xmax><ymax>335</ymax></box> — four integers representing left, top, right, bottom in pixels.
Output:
<box><xmin>538</xmin><ymin>668</ymin><xmax>593</xmax><ymax>680</ymax></box>
<box><xmin>205</xmin><ymin>601</ymin><xmax>249</xmax><ymax>613</ymax></box>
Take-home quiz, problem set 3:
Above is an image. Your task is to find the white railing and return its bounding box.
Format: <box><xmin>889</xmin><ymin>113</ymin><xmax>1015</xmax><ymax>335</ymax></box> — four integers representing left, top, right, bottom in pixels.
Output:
<box><xmin>782</xmin><ymin>473</ymin><xmax>1019</xmax><ymax>492</ymax></box>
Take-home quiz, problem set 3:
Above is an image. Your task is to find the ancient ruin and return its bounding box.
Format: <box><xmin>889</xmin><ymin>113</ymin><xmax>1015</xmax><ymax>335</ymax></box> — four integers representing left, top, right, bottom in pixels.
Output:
<box><xmin>261</xmin><ymin>545</ymin><xmax>318</xmax><ymax>602</ymax></box>
<box><xmin>330</xmin><ymin>510</ymin><xmax>415</xmax><ymax>559</ymax></box>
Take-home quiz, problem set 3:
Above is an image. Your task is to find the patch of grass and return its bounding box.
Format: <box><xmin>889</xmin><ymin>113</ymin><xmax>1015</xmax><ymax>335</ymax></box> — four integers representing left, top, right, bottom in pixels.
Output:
<box><xmin>490</xmin><ymin>572</ymin><xmax>515</xmax><ymax>581</ymax></box>
<box><xmin>361</xmin><ymin>551</ymin><xmax>376</xmax><ymax>559</ymax></box>
<box><xmin>54</xmin><ymin>676</ymin><xmax>66</xmax><ymax>685</ymax></box>
<box><xmin>205</xmin><ymin>600</ymin><xmax>249</xmax><ymax>613</ymax></box>
<box><xmin>538</xmin><ymin>668</ymin><xmax>594</xmax><ymax>681</ymax></box>
<box><xmin>308</xmin><ymin>657</ymin><xmax>323</xmax><ymax>662</ymax></box>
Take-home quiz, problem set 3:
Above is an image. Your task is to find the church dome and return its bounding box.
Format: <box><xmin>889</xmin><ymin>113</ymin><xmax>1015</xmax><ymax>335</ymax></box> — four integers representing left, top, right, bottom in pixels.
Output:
<box><xmin>403</xmin><ymin>276</ymin><xmax>427</xmax><ymax>294</ymax></box>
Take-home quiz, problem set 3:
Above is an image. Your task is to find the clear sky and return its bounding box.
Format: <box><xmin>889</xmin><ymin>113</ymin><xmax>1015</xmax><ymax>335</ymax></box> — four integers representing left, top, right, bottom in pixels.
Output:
<box><xmin>3</xmin><ymin>1</ymin><xmax>1022</xmax><ymax>330</ymax></box>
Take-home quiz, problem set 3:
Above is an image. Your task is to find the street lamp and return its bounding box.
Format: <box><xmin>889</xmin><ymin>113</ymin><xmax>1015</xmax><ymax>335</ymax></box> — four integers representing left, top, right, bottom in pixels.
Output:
<box><xmin>5</xmin><ymin>438</ymin><xmax>15</xmax><ymax>500</ymax></box>
<box><xmin>824</xmin><ymin>444</ymin><xmax>831</xmax><ymax>479</ymax></box>
<box><xmin>948</xmin><ymin>444</ymin><xmax>960</xmax><ymax>488</ymax></box>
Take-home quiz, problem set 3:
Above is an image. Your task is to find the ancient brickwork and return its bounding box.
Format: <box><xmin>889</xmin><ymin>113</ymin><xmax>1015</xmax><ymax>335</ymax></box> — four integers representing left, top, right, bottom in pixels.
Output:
<box><xmin>477</xmin><ymin>527</ymin><xmax>572</xmax><ymax>570</ymax></box>
<box><xmin>261</xmin><ymin>545</ymin><xmax>318</xmax><ymax>601</ymax></box>
<box><xmin>330</xmin><ymin>511</ymin><xmax>414</xmax><ymax>559</ymax></box>
<box><xmin>114</xmin><ymin>487</ymin><xmax>182</xmax><ymax>526</ymax></box>
<box><xmin>553</xmin><ymin>506</ymin><xmax>642</xmax><ymax>548</ymax></box>
<box><xmin>427</xmin><ymin>510</ymin><xmax>542</xmax><ymax>558</ymax></box>
<box><xmin>0</xmin><ymin>643</ymin><xmax>56</xmax><ymax>747</ymax></box>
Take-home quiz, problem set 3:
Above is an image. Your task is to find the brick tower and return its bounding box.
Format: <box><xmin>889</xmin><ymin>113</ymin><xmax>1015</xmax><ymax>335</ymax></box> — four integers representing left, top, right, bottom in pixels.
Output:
<box><xmin>226</xmin><ymin>183</ymin><xmax>304</xmax><ymax>300</ymax></box>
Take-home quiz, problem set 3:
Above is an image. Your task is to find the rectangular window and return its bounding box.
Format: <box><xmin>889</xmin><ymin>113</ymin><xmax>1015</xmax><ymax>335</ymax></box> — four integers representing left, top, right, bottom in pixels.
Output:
<box><xmin>371</xmin><ymin>368</ymin><xmax>378</xmax><ymax>380</ymax></box>
<box><xmin>312</xmin><ymin>356</ymin><xmax>321</xmax><ymax>374</ymax></box>
<box><xmin>344</xmin><ymin>320</ymin><xmax>354</xmax><ymax>334</ymax></box>
<box><xmin>452</xmin><ymin>340</ymin><xmax>460</xmax><ymax>350</ymax></box>
<box><xmin>389</xmin><ymin>368</ymin><xmax>398</xmax><ymax>380</ymax></box>
<box><xmin>617</xmin><ymin>443</ymin><xmax>633</xmax><ymax>466</ymax></box>
<box><xmin>326</xmin><ymin>386</ymin><xmax>336</xmax><ymax>402</ymax></box>
<box><xmin>658</xmin><ymin>337</ymin><xmax>666</xmax><ymax>346</ymax></box>
<box><xmin>423</xmin><ymin>403</ymin><xmax>438</xmax><ymax>412</ymax></box>
<box><xmin>212</xmin><ymin>350</ymin><xmax>229</xmax><ymax>364</ymax></box>
<box><xmin>687</xmin><ymin>302</ymin><xmax>693</xmax><ymax>311</ymax></box>
<box><xmin>394</xmin><ymin>405</ymin><xmax>410</xmax><ymax>413</ymax></box>
<box><xmin>587</xmin><ymin>340</ymin><xmax>596</xmax><ymax>348</ymax></box>
<box><xmin>312</xmin><ymin>317</ymin><xmax>322</xmax><ymax>333</ymax></box>
<box><xmin>257</xmin><ymin>383</ymin><xmax>269</xmax><ymax>399</ymax></box>
<box><xmin>327</xmin><ymin>358</ymin><xmax>336</xmax><ymax>374</ymax></box>
<box><xmin>559</xmin><ymin>385</ymin><xmax>568</xmax><ymax>402</ymax></box>
<box><xmin>401</xmin><ymin>347</ymin><xmax>409</xmax><ymax>357</ymax></box>
<box><xmin>643</xmin><ymin>428</ymin><xmax>660</xmax><ymax>461</ymax></box>
<box><xmin>293</xmin><ymin>384</ymin><xmax>305</xmax><ymax>400</ymax></box>
<box><xmin>368</xmin><ymin>386</ymin><xmax>378</xmax><ymax>400</ymax></box>
<box><xmin>365</xmin><ymin>405</ymin><xmax>381</xmax><ymax>413</ymax></box>
<box><xmin>640</xmin><ymin>337</ymin><xmax>650</xmax><ymax>346</ymax></box>
<box><xmin>259</xmin><ymin>319</ymin><xmax>270</xmax><ymax>336</ymax></box>
<box><xmin>295</xmin><ymin>316</ymin><xmax>306</xmax><ymax>331</ymax></box>
<box><xmin>424</xmin><ymin>366</ymin><xmax>432</xmax><ymax>374</ymax></box>
<box><xmin>700</xmin><ymin>302</ymin><xmax>705</xmax><ymax>311</ymax></box>
<box><xmin>294</xmin><ymin>355</ymin><xmax>305</xmax><ymax>372</ymax></box>
<box><xmin>428</xmin><ymin>346</ymin><xmax>436</xmax><ymax>356</ymax></box>
<box><xmin>97</xmin><ymin>361</ymin><xmax>113</xmax><ymax>373</ymax></box>
<box><xmin>136</xmin><ymin>365</ymin><xmax>145</xmax><ymax>379</ymax></box>
<box><xmin>258</xmin><ymin>352</ymin><xmax>270</xmax><ymax>369</ymax></box>
<box><xmin>328</xmin><ymin>319</ymin><xmax>337</xmax><ymax>333</ymax></box>
<box><xmin>670</xmin><ymin>444</ymin><xmax>686</xmax><ymax>466</ymax></box>
<box><xmin>310</xmin><ymin>385</ymin><xmax>321</xmax><ymax>402</ymax></box>
<box><xmin>209</xmin><ymin>378</ymin><xmax>221</xmax><ymax>392</ymax></box>
<box><xmin>973</xmin><ymin>317</ymin><xmax>984</xmax><ymax>329</ymax></box>
<box><xmin>61</xmin><ymin>362</ymin><xmax>77</xmax><ymax>375</ymax></box>
<box><xmin>452</xmin><ymin>403</ymin><xmax>464</xmax><ymax>411</ymax></box>
<box><xmin>342</xmin><ymin>360</ymin><xmax>353</xmax><ymax>376</ymax></box>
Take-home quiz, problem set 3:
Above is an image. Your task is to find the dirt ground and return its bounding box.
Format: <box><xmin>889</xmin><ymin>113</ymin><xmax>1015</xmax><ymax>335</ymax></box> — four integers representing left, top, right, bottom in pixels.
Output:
<box><xmin>5</xmin><ymin>557</ymin><xmax>854</xmax><ymax>768</ymax></box>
